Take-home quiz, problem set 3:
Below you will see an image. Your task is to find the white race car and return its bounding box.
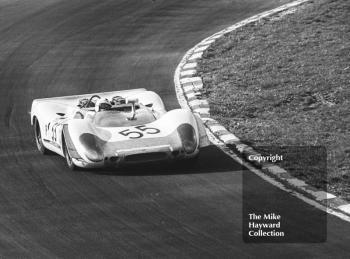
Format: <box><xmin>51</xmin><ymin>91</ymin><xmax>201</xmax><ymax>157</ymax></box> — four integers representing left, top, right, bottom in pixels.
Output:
<box><xmin>30</xmin><ymin>88</ymin><xmax>209</xmax><ymax>170</ymax></box>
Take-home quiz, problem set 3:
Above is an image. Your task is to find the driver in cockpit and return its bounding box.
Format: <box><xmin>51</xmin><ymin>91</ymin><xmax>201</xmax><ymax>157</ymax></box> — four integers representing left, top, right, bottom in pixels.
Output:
<box><xmin>111</xmin><ymin>96</ymin><xmax>126</xmax><ymax>106</ymax></box>
<box><xmin>95</xmin><ymin>98</ymin><xmax>112</xmax><ymax>112</ymax></box>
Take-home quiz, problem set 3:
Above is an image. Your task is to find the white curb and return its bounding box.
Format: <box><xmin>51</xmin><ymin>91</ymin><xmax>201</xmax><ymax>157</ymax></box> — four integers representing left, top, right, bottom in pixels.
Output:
<box><xmin>183</xmin><ymin>62</ymin><xmax>197</xmax><ymax>70</ymax></box>
<box><xmin>180</xmin><ymin>70</ymin><xmax>196</xmax><ymax>77</ymax></box>
<box><xmin>338</xmin><ymin>204</ymin><xmax>350</xmax><ymax>215</ymax></box>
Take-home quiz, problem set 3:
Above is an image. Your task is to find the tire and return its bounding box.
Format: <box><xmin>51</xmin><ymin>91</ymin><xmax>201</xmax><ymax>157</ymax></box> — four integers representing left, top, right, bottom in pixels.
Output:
<box><xmin>34</xmin><ymin>118</ymin><xmax>49</xmax><ymax>155</ymax></box>
<box><xmin>62</xmin><ymin>137</ymin><xmax>77</xmax><ymax>171</ymax></box>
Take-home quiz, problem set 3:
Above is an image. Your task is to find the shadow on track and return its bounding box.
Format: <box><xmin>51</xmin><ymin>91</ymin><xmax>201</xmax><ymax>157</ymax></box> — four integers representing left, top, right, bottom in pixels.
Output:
<box><xmin>81</xmin><ymin>144</ymin><xmax>242</xmax><ymax>176</ymax></box>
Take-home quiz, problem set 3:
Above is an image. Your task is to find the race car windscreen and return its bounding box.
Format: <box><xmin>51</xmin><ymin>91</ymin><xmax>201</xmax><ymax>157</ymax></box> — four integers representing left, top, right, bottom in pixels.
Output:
<box><xmin>93</xmin><ymin>109</ymin><xmax>156</xmax><ymax>127</ymax></box>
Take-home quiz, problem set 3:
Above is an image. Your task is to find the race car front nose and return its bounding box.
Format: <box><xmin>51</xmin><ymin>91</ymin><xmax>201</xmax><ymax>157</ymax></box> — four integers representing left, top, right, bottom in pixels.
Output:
<box><xmin>79</xmin><ymin>133</ymin><xmax>104</xmax><ymax>162</ymax></box>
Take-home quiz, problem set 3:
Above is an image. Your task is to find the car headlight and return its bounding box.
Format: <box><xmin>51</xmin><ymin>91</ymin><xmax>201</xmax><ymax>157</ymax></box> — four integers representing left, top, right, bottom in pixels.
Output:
<box><xmin>79</xmin><ymin>133</ymin><xmax>104</xmax><ymax>162</ymax></box>
<box><xmin>177</xmin><ymin>123</ymin><xmax>197</xmax><ymax>154</ymax></box>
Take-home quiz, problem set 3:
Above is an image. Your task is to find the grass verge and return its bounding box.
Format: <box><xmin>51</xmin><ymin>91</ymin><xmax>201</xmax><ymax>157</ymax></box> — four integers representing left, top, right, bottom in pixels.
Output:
<box><xmin>197</xmin><ymin>0</ymin><xmax>350</xmax><ymax>200</ymax></box>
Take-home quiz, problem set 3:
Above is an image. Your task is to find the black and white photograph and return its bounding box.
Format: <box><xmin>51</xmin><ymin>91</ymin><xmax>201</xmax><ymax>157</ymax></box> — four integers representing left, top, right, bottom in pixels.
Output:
<box><xmin>0</xmin><ymin>0</ymin><xmax>349</xmax><ymax>257</ymax></box>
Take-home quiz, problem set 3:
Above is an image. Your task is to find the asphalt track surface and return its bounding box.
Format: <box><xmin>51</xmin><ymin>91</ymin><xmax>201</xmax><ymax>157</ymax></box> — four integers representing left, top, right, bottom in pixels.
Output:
<box><xmin>1</xmin><ymin>0</ymin><xmax>350</xmax><ymax>258</ymax></box>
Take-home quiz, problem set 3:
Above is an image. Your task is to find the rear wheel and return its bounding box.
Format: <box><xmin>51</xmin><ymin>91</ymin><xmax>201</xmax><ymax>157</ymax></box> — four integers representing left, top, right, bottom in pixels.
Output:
<box><xmin>34</xmin><ymin>118</ymin><xmax>49</xmax><ymax>154</ymax></box>
<box><xmin>62</xmin><ymin>137</ymin><xmax>77</xmax><ymax>171</ymax></box>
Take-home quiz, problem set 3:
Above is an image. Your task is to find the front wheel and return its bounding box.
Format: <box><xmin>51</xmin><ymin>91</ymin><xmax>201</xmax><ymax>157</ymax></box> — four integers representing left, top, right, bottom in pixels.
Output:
<box><xmin>62</xmin><ymin>138</ymin><xmax>77</xmax><ymax>171</ymax></box>
<box><xmin>34</xmin><ymin>118</ymin><xmax>49</xmax><ymax>154</ymax></box>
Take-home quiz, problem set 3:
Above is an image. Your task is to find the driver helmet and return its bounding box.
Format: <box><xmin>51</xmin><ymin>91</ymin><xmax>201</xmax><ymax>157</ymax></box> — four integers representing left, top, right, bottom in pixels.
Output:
<box><xmin>95</xmin><ymin>98</ymin><xmax>112</xmax><ymax>112</ymax></box>
<box><xmin>111</xmin><ymin>96</ymin><xmax>126</xmax><ymax>105</ymax></box>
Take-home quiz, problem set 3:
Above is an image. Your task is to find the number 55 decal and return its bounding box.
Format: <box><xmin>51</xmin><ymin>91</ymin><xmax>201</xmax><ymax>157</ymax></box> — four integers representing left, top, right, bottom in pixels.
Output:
<box><xmin>119</xmin><ymin>125</ymin><xmax>160</xmax><ymax>139</ymax></box>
